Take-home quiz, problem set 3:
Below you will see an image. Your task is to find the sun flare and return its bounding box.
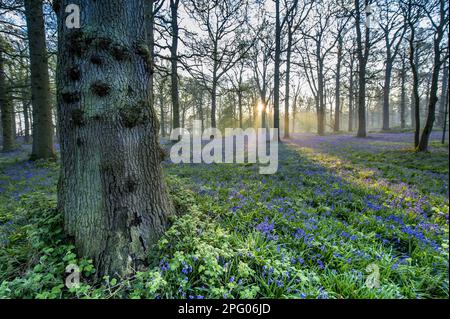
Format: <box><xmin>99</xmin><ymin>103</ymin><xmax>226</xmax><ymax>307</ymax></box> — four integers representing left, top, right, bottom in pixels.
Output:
<box><xmin>257</xmin><ymin>101</ymin><xmax>265</xmax><ymax>114</ymax></box>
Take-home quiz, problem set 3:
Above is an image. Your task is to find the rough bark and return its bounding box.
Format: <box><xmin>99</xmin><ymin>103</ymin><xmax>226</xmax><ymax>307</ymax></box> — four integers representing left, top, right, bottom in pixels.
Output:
<box><xmin>24</xmin><ymin>0</ymin><xmax>55</xmax><ymax>160</ymax></box>
<box><xmin>56</xmin><ymin>0</ymin><xmax>175</xmax><ymax>277</ymax></box>
<box><xmin>417</xmin><ymin>1</ymin><xmax>447</xmax><ymax>152</ymax></box>
<box><xmin>0</xmin><ymin>41</ymin><xmax>15</xmax><ymax>152</ymax></box>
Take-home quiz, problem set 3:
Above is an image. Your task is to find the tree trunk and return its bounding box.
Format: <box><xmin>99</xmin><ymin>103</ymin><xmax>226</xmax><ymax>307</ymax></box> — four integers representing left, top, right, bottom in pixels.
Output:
<box><xmin>159</xmin><ymin>79</ymin><xmax>165</xmax><ymax>137</ymax></box>
<box><xmin>170</xmin><ymin>0</ymin><xmax>180</xmax><ymax>130</ymax></box>
<box><xmin>211</xmin><ymin>79</ymin><xmax>217</xmax><ymax>128</ymax></box>
<box><xmin>348</xmin><ymin>55</ymin><xmax>354</xmax><ymax>132</ymax></box>
<box><xmin>198</xmin><ymin>92</ymin><xmax>204</xmax><ymax>131</ymax></box>
<box><xmin>23</xmin><ymin>100</ymin><xmax>31</xmax><ymax>143</ymax></box>
<box><xmin>417</xmin><ymin>12</ymin><xmax>446</xmax><ymax>152</ymax></box>
<box><xmin>284</xmin><ymin>28</ymin><xmax>293</xmax><ymax>139</ymax></box>
<box><xmin>273</xmin><ymin>0</ymin><xmax>281</xmax><ymax>140</ymax></box>
<box><xmin>292</xmin><ymin>94</ymin><xmax>298</xmax><ymax>133</ymax></box>
<box><xmin>0</xmin><ymin>39</ymin><xmax>15</xmax><ymax>151</ymax></box>
<box><xmin>382</xmin><ymin>59</ymin><xmax>393</xmax><ymax>131</ymax></box>
<box><xmin>442</xmin><ymin>84</ymin><xmax>449</xmax><ymax>144</ymax></box>
<box><xmin>56</xmin><ymin>0</ymin><xmax>175</xmax><ymax>278</ymax></box>
<box><xmin>438</xmin><ymin>61</ymin><xmax>448</xmax><ymax>128</ymax></box>
<box><xmin>334</xmin><ymin>35</ymin><xmax>342</xmax><ymax>132</ymax></box>
<box><xmin>317</xmin><ymin>57</ymin><xmax>325</xmax><ymax>136</ymax></box>
<box><xmin>408</xmin><ymin>27</ymin><xmax>421</xmax><ymax>147</ymax></box>
<box><xmin>355</xmin><ymin>0</ymin><xmax>368</xmax><ymax>138</ymax></box>
<box><xmin>24</xmin><ymin>0</ymin><xmax>55</xmax><ymax>160</ymax></box>
<box><xmin>400</xmin><ymin>57</ymin><xmax>407</xmax><ymax>129</ymax></box>
<box><xmin>238</xmin><ymin>91</ymin><xmax>243</xmax><ymax>129</ymax></box>
<box><xmin>410</xmin><ymin>85</ymin><xmax>415</xmax><ymax>128</ymax></box>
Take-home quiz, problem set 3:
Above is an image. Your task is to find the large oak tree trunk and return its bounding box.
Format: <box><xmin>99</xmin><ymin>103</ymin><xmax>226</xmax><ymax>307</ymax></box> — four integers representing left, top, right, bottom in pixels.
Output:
<box><xmin>24</xmin><ymin>0</ymin><xmax>55</xmax><ymax>160</ymax></box>
<box><xmin>56</xmin><ymin>0</ymin><xmax>174</xmax><ymax>277</ymax></box>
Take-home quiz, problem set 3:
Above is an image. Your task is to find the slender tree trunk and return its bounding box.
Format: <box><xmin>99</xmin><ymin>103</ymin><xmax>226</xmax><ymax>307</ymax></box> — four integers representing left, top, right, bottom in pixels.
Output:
<box><xmin>316</xmin><ymin>37</ymin><xmax>326</xmax><ymax>136</ymax></box>
<box><xmin>18</xmin><ymin>108</ymin><xmax>23</xmax><ymax>137</ymax></box>
<box><xmin>408</xmin><ymin>26</ymin><xmax>421</xmax><ymax>147</ymax></box>
<box><xmin>237</xmin><ymin>91</ymin><xmax>243</xmax><ymax>129</ymax></box>
<box><xmin>261</xmin><ymin>93</ymin><xmax>267</xmax><ymax>130</ymax></box>
<box><xmin>56</xmin><ymin>0</ymin><xmax>175</xmax><ymax>277</ymax></box>
<box><xmin>317</xmin><ymin>57</ymin><xmax>325</xmax><ymax>136</ymax></box>
<box><xmin>211</xmin><ymin>79</ymin><xmax>217</xmax><ymax>128</ymax></box>
<box><xmin>400</xmin><ymin>58</ymin><xmax>407</xmax><ymax>129</ymax></box>
<box><xmin>284</xmin><ymin>28</ymin><xmax>293</xmax><ymax>138</ymax></box>
<box><xmin>382</xmin><ymin>58</ymin><xmax>393</xmax><ymax>130</ymax></box>
<box><xmin>273</xmin><ymin>0</ymin><xmax>281</xmax><ymax>140</ymax></box>
<box><xmin>356</xmin><ymin>58</ymin><xmax>367</xmax><ymax>138</ymax></box>
<box><xmin>210</xmin><ymin>38</ymin><xmax>219</xmax><ymax>128</ymax></box>
<box><xmin>348</xmin><ymin>56</ymin><xmax>354</xmax><ymax>132</ymax></box>
<box><xmin>442</xmin><ymin>84</ymin><xmax>449</xmax><ymax>144</ymax></box>
<box><xmin>355</xmin><ymin>0</ymin><xmax>368</xmax><ymax>138</ymax></box>
<box><xmin>170</xmin><ymin>0</ymin><xmax>180</xmax><ymax>130</ymax></box>
<box><xmin>334</xmin><ymin>35</ymin><xmax>342</xmax><ymax>132</ymax></box>
<box><xmin>159</xmin><ymin>79</ymin><xmax>165</xmax><ymax>137</ymax></box>
<box><xmin>24</xmin><ymin>0</ymin><xmax>55</xmax><ymax>160</ymax></box>
<box><xmin>198</xmin><ymin>92</ymin><xmax>204</xmax><ymax>131</ymax></box>
<box><xmin>438</xmin><ymin>61</ymin><xmax>448</xmax><ymax>127</ymax></box>
<box><xmin>410</xmin><ymin>86</ymin><xmax>415</xmax><ymax>128</ymax></box>
<box><xmin>0</xmin><ymin>39</ymin><xmax>15</xmax><ymax>151</ymax></box>
<box><xmin>417</xmin><ymin>11</ymin><xmax>446</xmax><ymax>152</ymax></box>
<box><xmin>12</xmin><ymin>106</ymin><xmax>16</xmax><ymax>139</ymax></box>
<box><xmin>292</xmin><ymin>94</ymin><xmax>298</xmax><ymax>133</ymax></box>
<box><xmin>23</xmin><ymin>100</ymin><xmax>31</xmax><ymax>143</ymax></box>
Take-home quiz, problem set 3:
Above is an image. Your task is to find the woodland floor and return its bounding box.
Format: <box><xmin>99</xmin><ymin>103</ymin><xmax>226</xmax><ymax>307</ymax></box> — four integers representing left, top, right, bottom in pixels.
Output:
<box><xmin>0</xmin><ymin>131</ymin><xmax>448</xmax><ymax>299</ymax></box>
